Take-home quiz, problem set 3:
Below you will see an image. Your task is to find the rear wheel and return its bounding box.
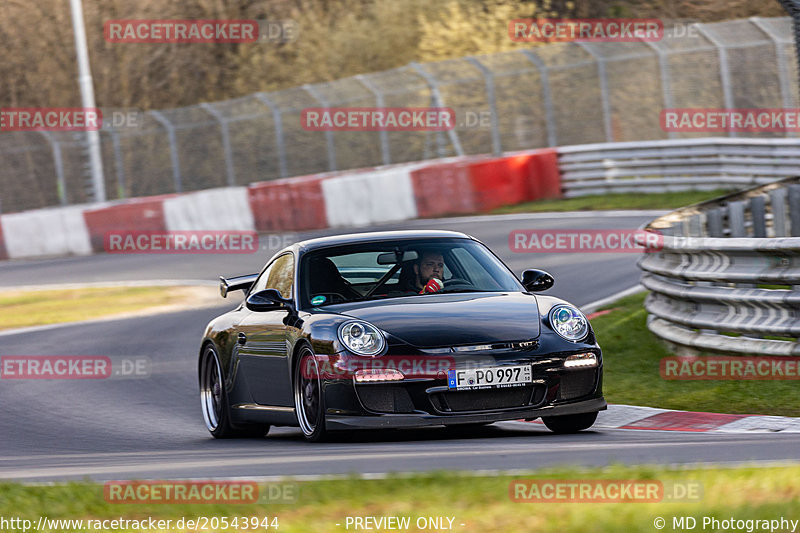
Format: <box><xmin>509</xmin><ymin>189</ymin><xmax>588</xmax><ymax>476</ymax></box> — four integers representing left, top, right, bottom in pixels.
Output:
<box><xmin>200</xmin><ymin>344</ymin><xmax>269</xmax><ymax>439</ymax></box>
<box><xmin>294</xmin><ymin>346</ymin><xmax>329</xmax><ymax>442</ymax></box>
<box><xmin>541</xmin><ymin>412</ymin><xmax>598</xmax><ymax>434</ymax></box>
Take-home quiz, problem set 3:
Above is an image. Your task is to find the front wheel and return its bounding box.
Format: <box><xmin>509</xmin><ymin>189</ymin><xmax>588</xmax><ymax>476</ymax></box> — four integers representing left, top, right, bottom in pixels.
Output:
<box><xmin>541</xmin><ymin>411</ymin><xmax>598</xmax><ymax>434</ymax></box>
<box><xmin>294</xmin><ymin>346</ymin><xmax>329</xmax><ymax>442</ymax></box>
<box><xmin>200</xmin><ymin>344</ymin><xmax>270</xmax><ymax>439</ymax></box>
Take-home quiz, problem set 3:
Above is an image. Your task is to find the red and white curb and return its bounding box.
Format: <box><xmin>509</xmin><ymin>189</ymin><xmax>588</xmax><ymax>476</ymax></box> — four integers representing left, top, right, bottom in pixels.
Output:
<box><xmin>517</xmin><ymin>404</ymin><xmax>800</xmax><ymax>433</ymax></box>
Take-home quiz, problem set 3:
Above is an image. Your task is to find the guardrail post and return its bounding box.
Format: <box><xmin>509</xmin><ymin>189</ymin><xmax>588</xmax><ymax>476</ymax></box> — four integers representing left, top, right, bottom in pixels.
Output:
<box><xmin>302</xmin><ymin>84</ymin><xmax>338</xmax><ymax>172</ymax></box>
<box><xmin>149</xmin><ymin>110</ymin><xmax>183</xmax><ymax>193</ymax></box>
<box><xmin>410</xmin><ymin>62</ymin><xmax>465</xmax><ymax>157</ymax></box>
<box><xmin>789</xmin><ymin>184</ymin><xmax>800</xmax><ymax>236</ymax></box>
<box><xmin>751</xmin><ymin>196</ymin><xmax>768</xmax><ymax>238</ymax></box>
<box><xmin>693</xmin><ymin>23</ymin><xmax>736</xmax><ymax>138</ymax></box>
<box><xmin>254</xmin><ymin>93</ymin><xmax>289</xmax><ymax>179</ymax></box>
<box><xmin>521</xmin><ymin>50</ymin><xmax>558</xmax><ymax>147</ymax></box>
<box><xmin>575</xmin><ymin>43</ymin><xmax>614</xmax><ymax>143</ymax></box>
<box><xmin>706</xmin><ymin>208</ymin><xmax>724</xmax><ymax>237</ymax></box>
<box><xmin>38</xmin><ymin>132</ymin><xmax>68</xmax><ymax>206</ymax></box>
<box><xmin>688</xmin><ymin>214</ymin><xmax>704</xmax><ymax>236</ymax></box>
<box><xmin>356</xmin><ymin>74</ymin><xmax>392</xmax><ymax>165</ymax></box>
<box><xmin>769</xmin><ymin>187</ymin><xmax>788</xmax><ymax>236</ymax></box>
<box><xmin>200</xmin><ymin>103</ymin><xmax>237</xmax><ymax>186</ymax></box>
<box><xmin>466</xmin><ymin>56</ymin><xmax>502</xmax><ymax>156</ymax></box>
<box><xmin>727</xmin><ymin>201</ymin><xmax>747</xmax><ymax>237</ymax></box>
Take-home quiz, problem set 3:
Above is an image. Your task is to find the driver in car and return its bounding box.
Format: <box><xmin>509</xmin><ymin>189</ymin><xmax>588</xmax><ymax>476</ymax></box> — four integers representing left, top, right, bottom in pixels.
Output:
<box><xmin>403</xmin><ymin>250</ymin><xmax>445</xmax><ymax>294</ymax></box>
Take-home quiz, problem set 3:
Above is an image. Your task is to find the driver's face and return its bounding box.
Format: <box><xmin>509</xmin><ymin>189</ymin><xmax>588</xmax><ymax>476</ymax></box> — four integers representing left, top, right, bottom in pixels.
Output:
<box><xmin>416</xmin><ymin>253</ymin><xmax>444</xmax><ymax>284</ymax></box>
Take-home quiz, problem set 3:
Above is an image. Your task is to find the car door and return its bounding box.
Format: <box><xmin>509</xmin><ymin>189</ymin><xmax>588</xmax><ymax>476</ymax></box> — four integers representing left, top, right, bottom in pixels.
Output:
<box><xmin>236</xmin><ymin>252</ymin><xmax>296</xmax><ymax>407</ymax></box>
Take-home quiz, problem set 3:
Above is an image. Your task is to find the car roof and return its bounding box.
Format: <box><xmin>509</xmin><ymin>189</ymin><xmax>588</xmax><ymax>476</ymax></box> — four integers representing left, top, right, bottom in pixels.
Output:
<box><xmin>293</xmin><ymin>230</ymin><xmax>475</xmax><ymax>253</ymax></box>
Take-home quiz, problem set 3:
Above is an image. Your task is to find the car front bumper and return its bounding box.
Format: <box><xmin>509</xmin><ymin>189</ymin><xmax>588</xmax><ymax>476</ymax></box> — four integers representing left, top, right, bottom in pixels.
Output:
<box><xmin>325</xmin><ymin>396</ymin><xmax>606</xmax><ymax>429</ymax></box>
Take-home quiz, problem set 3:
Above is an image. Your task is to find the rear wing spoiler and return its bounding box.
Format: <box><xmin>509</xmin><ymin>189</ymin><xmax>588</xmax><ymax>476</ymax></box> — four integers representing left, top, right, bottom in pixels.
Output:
<box><xmin>219</xmin><ymin>274</ymin><xmax>258</xmax><ymax>298</ymax></box>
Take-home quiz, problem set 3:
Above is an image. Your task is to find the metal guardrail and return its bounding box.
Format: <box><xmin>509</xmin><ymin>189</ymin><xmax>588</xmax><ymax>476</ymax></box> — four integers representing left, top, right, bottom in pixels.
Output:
<box><xmin>638</xmin><ymin>176</ymin><xmax>800</xmax><ymax>356</ymax></box>
<box><xmin>559</xmin><ymin>138</ymin><xmax>800</xmax><ymax>197</ymax></box>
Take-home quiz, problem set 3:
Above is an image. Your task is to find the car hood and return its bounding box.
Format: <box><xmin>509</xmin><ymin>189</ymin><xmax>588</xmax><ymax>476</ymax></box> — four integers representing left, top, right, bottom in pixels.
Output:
<box><xmin>334</xmin><ymin>292</ymin><xmax>540</xmax><ymax>348</ymax></box>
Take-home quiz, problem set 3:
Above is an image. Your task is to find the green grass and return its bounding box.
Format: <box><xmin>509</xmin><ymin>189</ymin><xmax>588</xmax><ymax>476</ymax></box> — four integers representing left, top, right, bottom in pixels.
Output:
<box><xmin>0</xmin><ymin>286</ymin><xmax>207</xmax><ymax>330</ymax></box>
<box><xmin>493</xmin><ymin>189</ymin><xmax>735</xmax><ymax>214</ymax></box>
<box><xmin>2</xmin><ymin>466</ymin><xmax>799</xmax><ymax>533</ymax></box>
<box><xmin>592</xmin><ymin>292</ymin><xmax>800</xmax><ymax>417</ymax></box>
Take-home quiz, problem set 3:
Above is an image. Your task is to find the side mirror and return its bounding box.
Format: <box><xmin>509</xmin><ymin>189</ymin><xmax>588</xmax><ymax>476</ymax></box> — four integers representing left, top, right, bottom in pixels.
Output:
<box><xmin>246</xmin><ymin>289</ymin><xmax>291</xmax><ymax>312</ymax></box>
<box><xmin>521</xmin><ymin>269</ymin><xmax>554</xmax><ymax>292</ymax></box>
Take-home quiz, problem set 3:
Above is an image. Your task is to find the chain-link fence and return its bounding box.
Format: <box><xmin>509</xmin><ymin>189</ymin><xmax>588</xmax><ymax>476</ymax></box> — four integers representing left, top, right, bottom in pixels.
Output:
<box><xmin>1</xmin><ymin>16</ymin><xmax>797</xmax><ymax>213</ymax></box>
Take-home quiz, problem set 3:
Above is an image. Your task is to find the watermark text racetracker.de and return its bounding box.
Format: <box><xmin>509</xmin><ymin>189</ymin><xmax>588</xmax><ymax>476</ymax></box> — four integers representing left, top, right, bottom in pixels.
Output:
<box><xmin>104</xmin><ymin>480</ymin><xmax>297</xmax><ymax>504</ymax></box>
<box><xmin>0</xmin><ymin>356</ymin><xmax>150</xmax><ymax>380</ymax></box>
<box><xmin>661</xmin><ymin>356</ymin><xmax>800</xmax><ymax>380</ymax></box>
<box><xmin>509</xmin><ymin>229</ymin><xmax>662</xmax><ymax>253</ymax></box>
<box><xmin>509</xmin><ymin>479</ymin><xmax>702</xmax><ymax>503</ymax></box>
<box><xmin>509</xmin><ymin>18</ymin><xmax>663</xmax><ymax>42</ymax></box>
<box><xmin>104</xmin><ymin>19</ymin><xmax>298</xmax><ymax>44</ymax></box>
<box><xmin>661</xmin><ymin>108</ymin><xmax>800</xmax><ymax>133</ymax></box>
<box><xmin>0</xmin><ymin>108</ymin><xmax>101</xmax><ymax>131</ymax></box>
<box><xmin>104</xmin><ymin>231</ymin><xmax>258</xmax><ymax>254</ymax></box>
<box><xmin>301</xmin><ymin>107</ymin><xmax>455</xmax><ymax>131</ymax></box>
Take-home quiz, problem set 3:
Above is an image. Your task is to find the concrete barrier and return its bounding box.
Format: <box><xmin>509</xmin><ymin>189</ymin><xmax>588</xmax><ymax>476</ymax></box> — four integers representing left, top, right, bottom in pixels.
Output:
<box><xmin>0</xmin><ymin>150</ymin><xmax>563</xmax><ymax>260</ymax></box>
<box><xmin>410</xmin><ymin>150</ymin><xmax>562</xmax><ymax>215</ymax></box>
<box><xmin>163</xmin><ymin>187</ymin><xmax>255</xmax><ymax>231</ymax></box>
<box><xmin>248</xmin><ymin>175</ymin><xmax>327</xmax><ymax>232</ymax></box>
<box><xmin>0</xmin><ymin>218</ymin><xmax>8</xmax><ymax>260</ymax></box>
<box><xmin>524</xmin><ymin>149</ymin><xmax>562</xmax><ymax>201</ymax></box>
<box><xmin>322</xmin><ymin>164</ymin><xmax>422</xmax><ymax>227</ymax></box>
<box><xmin>2</xmin><ymin>206</ymin><xmax>92</xmax><ymax>258</ymax></box>
<box><xmin>410</xmin><ymin>160</ymin><xmax>479</xmax><ymax>218</ymax></box>
<box><xmin>83</xmin><ymin>195</ymin><xmax>172</xmax><ymax>253</ymax></box>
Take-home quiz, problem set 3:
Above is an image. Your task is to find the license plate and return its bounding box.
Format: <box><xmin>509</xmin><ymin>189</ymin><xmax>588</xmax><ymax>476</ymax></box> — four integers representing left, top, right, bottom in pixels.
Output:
<box><xmin>447</xmin><ymin>364</ymin><xmax>532</xmax><ymax>390</ymax></box>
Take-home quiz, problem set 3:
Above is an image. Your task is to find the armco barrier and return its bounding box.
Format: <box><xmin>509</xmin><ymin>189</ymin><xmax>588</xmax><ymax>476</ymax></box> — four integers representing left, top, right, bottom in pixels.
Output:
<box><xmin>638</xmin><ymin>176</ymin><xmax>800</xmax><ymax>356</ymax></box>
<box><xmin>2</xmin><ymin>206</ymin><xmax>92</xmax><ymax>259</ymax></box>
<box><xmin>83</xmin><ymin>195</ymin><xmax>172</xmax><ymax>253</ymax></box>
<box><xmin>559</xmin><ymin>138</ymin><xmax>800</xmax><ymax>197</ymax></box>
<box><xmin>248</xmin><ymin>175</ymin><xmax>327</xmax><ymax>232</ymax></box>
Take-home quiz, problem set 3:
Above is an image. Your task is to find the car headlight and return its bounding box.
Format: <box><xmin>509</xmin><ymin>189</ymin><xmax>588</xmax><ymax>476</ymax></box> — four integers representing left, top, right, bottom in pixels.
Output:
<box><xmin>549</xmin><ymin>305</ymin><xmax>589</xmax><ymax>342</ymax></box>
<box><xmin>338</xmin><ymin>320</ymin><xmax>385</xmax><ymax>356</ymax></box>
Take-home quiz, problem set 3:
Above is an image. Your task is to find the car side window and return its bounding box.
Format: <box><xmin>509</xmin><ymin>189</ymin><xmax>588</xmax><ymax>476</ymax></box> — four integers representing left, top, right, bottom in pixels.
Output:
<box><xmin>251</xmin><ymin>253</ymin><xmax>294</xmax><ymax>299</ymax></box>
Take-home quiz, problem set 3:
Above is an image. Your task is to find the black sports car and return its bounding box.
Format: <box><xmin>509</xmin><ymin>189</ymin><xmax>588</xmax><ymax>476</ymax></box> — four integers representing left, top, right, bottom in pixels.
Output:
<box><xmin>199</xmin><ymin>230</ymin><xmax>605</xmax><ymax>441</ymax></box>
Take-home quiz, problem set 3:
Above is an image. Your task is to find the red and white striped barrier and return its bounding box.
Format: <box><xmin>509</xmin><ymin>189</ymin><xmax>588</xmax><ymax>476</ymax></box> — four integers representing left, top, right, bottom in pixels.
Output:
<box><xmin>0</xmin><ymin>149</ymin><xmax>561</xmax><ymax>259</ymax></box>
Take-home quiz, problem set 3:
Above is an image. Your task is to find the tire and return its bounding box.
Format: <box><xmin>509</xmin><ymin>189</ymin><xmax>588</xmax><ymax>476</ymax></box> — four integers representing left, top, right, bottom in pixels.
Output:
<box><xmin>200</xmin><ymin>344</ymin><xmax>270</xmax><ymax>439</ymax></box>
<box><xmin>541</xmin><ymin>411</ymin><xmax>598</xmax><ymax>434</ymax></box>
<box><xmin>293</xmin><ymin>346</ymin><xmax>329</xmax><ymax>442</ymax></box>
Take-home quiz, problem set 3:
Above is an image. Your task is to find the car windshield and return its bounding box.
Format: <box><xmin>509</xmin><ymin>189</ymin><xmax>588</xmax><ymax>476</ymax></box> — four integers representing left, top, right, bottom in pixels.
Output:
<box><xmin>299</xmin><ymin>238</ymin><xmax>522</xmax><ymax>308</ymax></box>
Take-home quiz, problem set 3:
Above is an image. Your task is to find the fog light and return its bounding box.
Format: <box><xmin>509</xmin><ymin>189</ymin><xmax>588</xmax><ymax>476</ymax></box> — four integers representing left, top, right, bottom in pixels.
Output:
<box><xmin>354</xmin><ymin>368</ymin><xmax>405</xmax><ymax>382</ymax></box>
<box><xmin>564</xmin><ymin>352</ymin><xmax>597</xmax><ymax>368</ymax></box>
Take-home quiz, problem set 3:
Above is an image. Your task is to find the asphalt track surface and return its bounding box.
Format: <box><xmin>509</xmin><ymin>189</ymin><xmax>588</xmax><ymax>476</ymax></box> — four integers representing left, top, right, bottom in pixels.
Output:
<box><xmin>1</xmin><ymin>211</ymin><xmax>797</xmax><ymax>482</ymax></box>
